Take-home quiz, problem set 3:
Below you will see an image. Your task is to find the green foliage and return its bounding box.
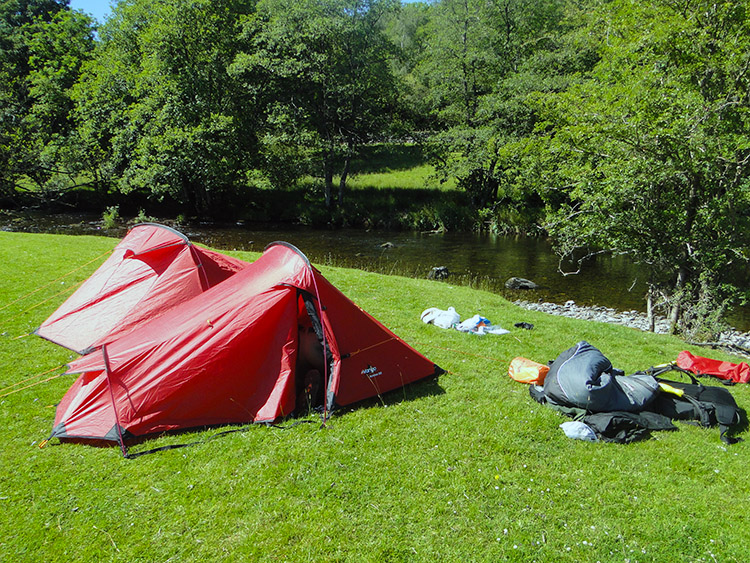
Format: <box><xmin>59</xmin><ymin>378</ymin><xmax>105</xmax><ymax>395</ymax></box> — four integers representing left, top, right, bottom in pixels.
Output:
<box><xmin>100</xmin><ymin>204</ymin><xmax>119</xmax><ymax>229</ymax></box>
<box><xmin>0</xmin><ymin>1</ymin><xmax>95</xmax><ymax>199</ymax></box>
<box><xmin>414</xmin><ymin>0</ymin><xmax>576</xmax><ymax>210</ymax></box>
<box><xmin>232</xmin><ymin>0</ymin><xmax>401</xmax><ymax>208</ymax></box>
<box><xmin>528</xmin><ymin>0</ymin><xmax>750</xmax><ymax>338</ymax></box>
<box><xmin>132</xmin><ymin>208</ymin><xmax>156</xmax><ymax>225</ymax></box>
<box><xmin>477</xmin><ymin>203</ymin><xmax>545</xmax><ymax>236</ymax></box>
<box><xmin>398</xmin><ymin>196</ymin><xmax>474</xmax><ymax>232</ymax></box>
<box><xmin>72</xmin><ymin>0</ymin><xmax>258</xmax><ymax>215</ymax></box>
<box><xmin>2</xmin><ymin>231</ymin><xmax>750</xmax><ymax>561</ymax></box>
<box><xmin>381</xmin><ymin>1</ymin><xmax>432</xmax><ymax>130</ymax></box>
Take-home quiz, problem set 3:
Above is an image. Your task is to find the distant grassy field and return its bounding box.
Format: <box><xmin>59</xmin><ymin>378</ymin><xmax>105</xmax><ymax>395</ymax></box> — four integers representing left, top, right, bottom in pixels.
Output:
<box><xmin>295</xmin><ymin>144</ymin><xmax>467</xmax><ymax>230</ymax></box>
<box><xmin>345</xmin><ymin>144</ymin><xmax>457</xmax><ymax>192</ymax></box>
<box><xmin>1</xmin><ymin>231</ymin><xmax>749</xmax><ymax>562</ymax></box>
<box><xmin>298</xmin><ymin>143</ymin><xmax>458</xmax><ymax>193</ymax></box>
<box><xmin>346</xmin><ymin>163</ymin><xmax>454</xmax><ymax>191</ymax></box>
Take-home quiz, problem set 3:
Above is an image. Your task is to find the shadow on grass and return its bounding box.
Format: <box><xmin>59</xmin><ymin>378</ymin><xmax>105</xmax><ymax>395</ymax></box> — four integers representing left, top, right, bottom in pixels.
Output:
<box><xmin>349</xmin><ymin>144</ymin><xmax>426</xmax><ymax>174</ymax></box>
<box><xmin>47</xmin><ymin>373</ymin><xmax>446</xmax><ymax>458</ymax></box>
<box><xmin>339</xmin><ymin>372</ymin><xmax>446</xmax><ymax>413</ymax></box>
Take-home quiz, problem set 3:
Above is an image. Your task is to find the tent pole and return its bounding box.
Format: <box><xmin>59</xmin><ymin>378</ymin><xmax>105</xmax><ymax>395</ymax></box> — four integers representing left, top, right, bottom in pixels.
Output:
<box><xmin>188</xmin><ymin>245</ymin><xmax>211</xmax><ymax>291</ymax></box>
<box><xmin>102</xmin><ymin>345</ymin><xmax>128</xmax><ymax>457</ymax></box>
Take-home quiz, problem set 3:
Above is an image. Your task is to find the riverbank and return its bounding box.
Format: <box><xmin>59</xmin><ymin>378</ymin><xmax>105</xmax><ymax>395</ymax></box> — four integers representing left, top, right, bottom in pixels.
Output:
<box><xmin>3</xmin><ymin>210</ymin><xmax>750</xmax><ymax>333</ymax></box>
<box><xmin>514</xmin><ymin>299</ymin><xmax>750</xmax><ymax>357</ymax></box>
<box><xmin>2</xmin><ymin>231</ymin><xmax>750</xmax><ymax>562</ymax></box>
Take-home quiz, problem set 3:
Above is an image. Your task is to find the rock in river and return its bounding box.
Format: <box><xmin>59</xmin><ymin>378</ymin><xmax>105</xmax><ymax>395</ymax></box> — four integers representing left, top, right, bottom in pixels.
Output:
<box><xmin>505</xmin><ymin>277</ymin><xmax>538</xmax><ymax>290</ymax></box>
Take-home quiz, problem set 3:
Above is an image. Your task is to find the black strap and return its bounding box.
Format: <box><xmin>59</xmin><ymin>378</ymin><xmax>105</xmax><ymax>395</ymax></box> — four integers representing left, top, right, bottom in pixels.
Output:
<box><xmin>678</xmin><ymin>393</ymin><xmax>713</xmax><ymax>427</ymax></box>
<box><xmin>649</xmin><ymin>362</ymin><xmax>737</xmax><ymax>386</ymax></box>
<box><xmin>719</xmin><ymin>423</ymin><xmax>742</xmax><ymax>445</ymax></box>
<box><xmin>646</xmin><ymin>364</ymin><xmax>700</xmax><ymax>384</ymax></box>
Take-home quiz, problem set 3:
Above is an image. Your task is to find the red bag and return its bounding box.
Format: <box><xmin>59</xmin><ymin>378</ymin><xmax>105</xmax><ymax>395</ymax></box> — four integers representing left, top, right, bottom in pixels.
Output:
<box><xmin>676</xmin><ymin>350</ymin><xmax>750</xmax><ymax>384</ymax></box>
<box><xmin>508</xmin><ymin>357</ymin><xmax>550</xmax><ymax>385</ymax></box>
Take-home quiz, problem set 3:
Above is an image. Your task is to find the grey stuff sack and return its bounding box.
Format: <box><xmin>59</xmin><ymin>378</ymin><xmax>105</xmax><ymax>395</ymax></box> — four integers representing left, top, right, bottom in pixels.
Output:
<box><xmin>543</xmin><ymin>341</ymin><xmax>659</xmax><ymax>413</ymax></box>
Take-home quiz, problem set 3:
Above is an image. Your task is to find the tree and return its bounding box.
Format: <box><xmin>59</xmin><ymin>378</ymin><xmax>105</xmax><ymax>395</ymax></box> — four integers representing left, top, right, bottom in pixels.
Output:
<box><xmin>0</xmin><ymin>0</ymin><xmax>94</xmax><ymax>203</ymax></box>
<box><xmin>25</xmin><ymin>8</ymin><xmax>95</xmax><ymax>191</ymax></box>
<box><xmin>415</xmin><ymin>0</ymin><xmax>570</xmax><ymax>209</ymax></box>
<box><xmin>530</xmin><ymin>0</ymin><xmax>750</xmax><ymax>338</ymax></box>
<box><xmin>72</xmin><ymin>0</ymin><xmax>258</xmax><ymax>216</ymax></box>
<box><xmin>382</xmin><ymin>1</ymin><xmax>435</xmax><ymax>133</ymax></box>
<box><xmin>233</xmin><ymin>0</ymin><xmax>400</xmax><ymax>209</ymax></box>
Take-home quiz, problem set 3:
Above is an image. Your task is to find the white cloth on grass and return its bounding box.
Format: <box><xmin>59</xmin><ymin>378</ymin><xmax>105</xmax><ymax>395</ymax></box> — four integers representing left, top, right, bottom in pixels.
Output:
<box><xmin>420</xmin><ymin>306</ymin><xmax>460</xmax><ymax>329</ymax></box>
<box><xmin>421</xmin><ymin>308</ymin><xmax>509</xmax><ymax>335</ymax></box>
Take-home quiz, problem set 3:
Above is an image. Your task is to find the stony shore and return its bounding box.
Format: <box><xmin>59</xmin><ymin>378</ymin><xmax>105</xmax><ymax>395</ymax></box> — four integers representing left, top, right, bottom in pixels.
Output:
<box><xmin>513</xmin><ymin>299</ymin><xmax>750</xmax><ymax>356</ymax></box>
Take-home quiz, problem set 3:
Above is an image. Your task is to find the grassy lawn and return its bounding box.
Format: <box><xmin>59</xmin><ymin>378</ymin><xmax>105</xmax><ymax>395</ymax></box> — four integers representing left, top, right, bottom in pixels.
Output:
<box><xmin>346</xmin><ymin>143</ymin><xmax>456</xmax><ymax>192</ymax></box>
<box><xmin>295</xmin><ymin>144</ymin><xmax>464</xmax><ymax>230</ymax></box>
<box><xmin>1</xmin><ymin>231</ymin><xmax>749</xmax><ymax>562</ymax></box>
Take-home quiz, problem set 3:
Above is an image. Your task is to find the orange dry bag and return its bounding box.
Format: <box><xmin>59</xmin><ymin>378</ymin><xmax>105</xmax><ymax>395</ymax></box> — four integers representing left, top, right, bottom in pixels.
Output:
<box><xmin>508</xmin><ymin>357</ymin><xmax>550</xmax><ymax>385</ymax></box>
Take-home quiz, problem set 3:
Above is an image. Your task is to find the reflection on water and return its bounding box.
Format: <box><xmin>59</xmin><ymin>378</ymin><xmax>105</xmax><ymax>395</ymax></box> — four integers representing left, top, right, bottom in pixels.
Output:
<box><xmin>4</xmin><ymin>212</ymin><xmax>748</xmax><ymax>330</ymax></box>
<box><xmin>195</xmin><ymin>227</ymin><xmax>648</xmax><ymax>312</ymax></box>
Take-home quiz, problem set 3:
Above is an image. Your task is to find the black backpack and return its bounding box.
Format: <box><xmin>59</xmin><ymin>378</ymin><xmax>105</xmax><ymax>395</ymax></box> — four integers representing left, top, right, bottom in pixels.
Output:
<box><xmin>645</xmin><ymin>366</ymin><xmax>743</xmax><ymax>444</ymax></box>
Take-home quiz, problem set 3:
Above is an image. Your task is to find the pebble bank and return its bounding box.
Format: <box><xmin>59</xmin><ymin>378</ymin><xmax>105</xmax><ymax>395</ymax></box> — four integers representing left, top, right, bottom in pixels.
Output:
<box><xmin>514</xmin><ymin>299</ymin><xmax>750</xmax><ymax>356</ymax></box>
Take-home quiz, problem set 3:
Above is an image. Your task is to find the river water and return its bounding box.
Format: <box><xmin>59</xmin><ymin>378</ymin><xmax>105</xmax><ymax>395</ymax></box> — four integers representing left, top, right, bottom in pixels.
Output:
<box><xmin>5</xmin><ymin>212</ymin><xmax>748</xmax><ymax>330</ymax></box>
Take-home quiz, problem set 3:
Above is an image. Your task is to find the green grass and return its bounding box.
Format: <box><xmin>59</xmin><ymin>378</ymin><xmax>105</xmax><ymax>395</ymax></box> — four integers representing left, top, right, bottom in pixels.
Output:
<box><xmin>343</xmin><ymin>144</ymin><xmax>457</xmax><ymax>192</ymax></box>
<box><xmin>1</xmin><ymin>231</ymin><xmax>749</xmax><ymax>562</ymax></box>
<box><xmin>299</xmin><ymin>143</ymin><xmax>457</xmax><ymax>193</ymax></box>
<box><xmin>345</xmin><ymin>163</ymin><xmax>456</xmax><ymax>192</ymax></box>
<box><xmin>294</xmin><ymin>142</ymin><xmax>464</xmax><ymax>230</ymax></box>
<box><xmin>345</xmin><ymin>143</ymin><xmax>456</xmax><ymax>192</ymax></box>
<box><xmin>293</xmin><ymin>144</ymin><xmax>464</xmax><ymax>229</ymax></box>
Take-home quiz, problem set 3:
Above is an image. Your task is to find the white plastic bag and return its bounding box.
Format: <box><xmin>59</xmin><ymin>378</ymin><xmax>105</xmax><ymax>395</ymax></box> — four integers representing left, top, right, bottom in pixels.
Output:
<box><xmin>559</xmin><ymin>421</ymin><xmax>598</xmax><ymax>442</ymax></box>
<box><xmin>420</xmin><ymin>306</ymin><xmax>460</xmax><ymax>329</ymax></box>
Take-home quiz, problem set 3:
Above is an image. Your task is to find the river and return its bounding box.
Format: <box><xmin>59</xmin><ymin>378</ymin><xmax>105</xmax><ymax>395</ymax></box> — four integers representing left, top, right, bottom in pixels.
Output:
<box><xmin>4</xmin><ymin>212</ymin><xmax>748</xmax><ymax>330</ymax></box>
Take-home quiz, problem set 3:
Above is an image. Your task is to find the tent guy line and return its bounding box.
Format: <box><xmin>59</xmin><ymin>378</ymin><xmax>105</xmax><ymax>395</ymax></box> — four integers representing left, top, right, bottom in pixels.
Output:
<box><xmin>2</xmin><ymin>277</ymin><xmax>87</xmax><ymax>333</ymax></box>
<box><xmin>0</xmin><ymin>364</ymin><xmax>67</xmax><ymax>399</ymax></box>
<box><xmin>0</xmin><ymin>248</ymin><xmax>112</xmax><ymax>317</ymax></box>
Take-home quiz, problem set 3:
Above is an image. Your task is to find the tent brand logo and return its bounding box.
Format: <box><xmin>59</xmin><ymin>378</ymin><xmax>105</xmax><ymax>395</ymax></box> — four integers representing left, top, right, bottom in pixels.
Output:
<box><xmin>362</xmin><ymin>365</ymin><xmax>382</xmax><ymax>379</ymax></box>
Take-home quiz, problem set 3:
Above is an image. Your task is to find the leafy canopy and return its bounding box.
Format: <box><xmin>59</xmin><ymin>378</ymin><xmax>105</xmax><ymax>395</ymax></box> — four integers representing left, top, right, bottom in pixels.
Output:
<box><xmin>530</xmin><ymin>0</ymin><xmax>750</xmax><ymax>337</ymax></box>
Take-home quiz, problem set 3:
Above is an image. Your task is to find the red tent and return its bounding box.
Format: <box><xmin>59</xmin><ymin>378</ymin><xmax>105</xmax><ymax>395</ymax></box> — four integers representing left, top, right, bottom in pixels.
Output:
<box><xmin>36</xmin><ymin>223</ymin><xmax>248</xmax><ymax>354</ymax></box>
<box><xmin>44</xmin><ymin>233</ymin><xmax>442</xmax><ymax>447</ymax></box>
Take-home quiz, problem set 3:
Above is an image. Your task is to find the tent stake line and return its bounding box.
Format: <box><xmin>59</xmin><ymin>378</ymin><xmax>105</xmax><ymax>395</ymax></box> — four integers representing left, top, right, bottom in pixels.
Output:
<box><xmin>0</xmin><ymin>365</ymin><xmax>67</xmax><ymax>398</ymax></box>
<box><xmin>0</xmin><ymin>249</ymin><xmax>112</xmax><ymax>316</ymax></box>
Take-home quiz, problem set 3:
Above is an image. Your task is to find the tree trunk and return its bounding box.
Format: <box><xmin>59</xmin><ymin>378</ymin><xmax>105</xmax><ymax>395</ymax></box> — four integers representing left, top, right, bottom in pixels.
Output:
<box><xmin>668</xmin><ymin>303</ymin><xmax>681</xmax><ymax>335</ymax></box>
<box><xmin>181</xmin><ymin>176</ymin><xmax>199</xmax><ymax>216</ymax></box>
<box><xmin>669</xmin><ymin>266</ymin><xmax>688</xmax><ymax>334</ymax></box>
<box><xmin>669</xmin><ymin>178</ymin><xmax>700</xmax><ymax>334</ymax></box>
<box><xmin>338</xmin><ymin>154</ymin><xmax>351</xmax><ymax>207</ymax></box>
<box><xmin>646</xmin><ymin>286</ymin><xmax>655</xmax><ymax>333</ymax></box>
<box><xmin>324</xmin><ymin>159</ymin><xmax>334</xmax><ymax>210</ymax></box>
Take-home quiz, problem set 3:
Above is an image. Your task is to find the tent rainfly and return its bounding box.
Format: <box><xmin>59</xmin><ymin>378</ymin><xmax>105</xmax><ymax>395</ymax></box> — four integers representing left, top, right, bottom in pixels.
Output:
<box><xmin>39</xmin><ymin>224</ymin><xmax>443</xmax><ymax>448</ymax></box>
<box><xmin>36</xmin><ymin>223</ymin><xmax>248</xmax><ymax>354</ymax></box>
